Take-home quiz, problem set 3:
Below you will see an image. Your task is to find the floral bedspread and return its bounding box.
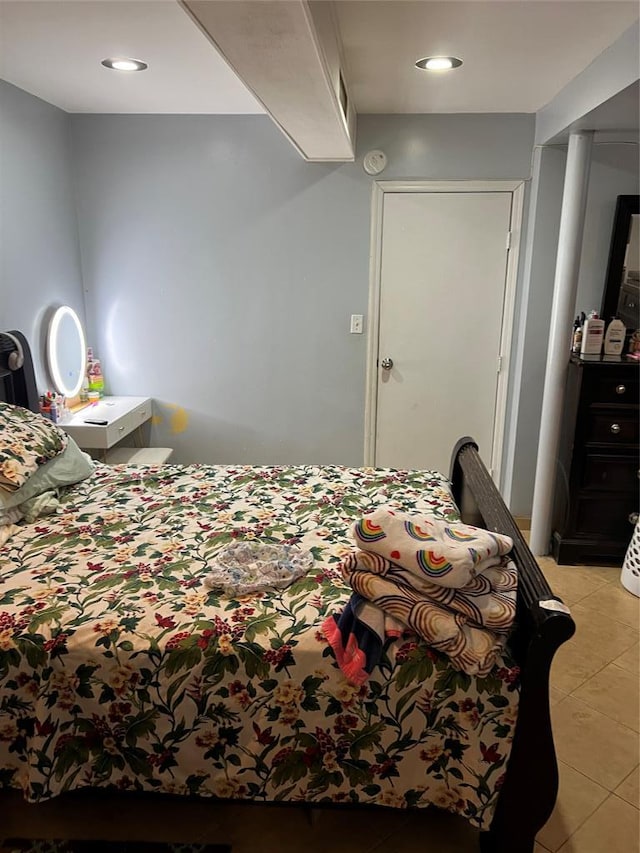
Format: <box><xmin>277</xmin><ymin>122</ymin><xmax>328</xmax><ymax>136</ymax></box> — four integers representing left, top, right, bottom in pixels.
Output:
<box><xmin>0</xmin><ymin>463</ymin><xmax>519</xmax><ymax>830</ymax></box>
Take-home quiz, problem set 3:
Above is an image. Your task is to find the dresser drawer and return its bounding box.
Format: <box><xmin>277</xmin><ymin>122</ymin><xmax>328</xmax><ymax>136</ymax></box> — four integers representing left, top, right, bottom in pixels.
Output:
<box><xmin>582</xmin><ymin>454</ymin><xmax>639</xmax><ymax>492</ymax></box>
<box><xmin>574</xmin><ymin>495</ymin><xmax>638</xmax><ymax>539</ymax></box>
<box><xmin>586</xmin><ymin>412</ymin><xmax>639</xmax><ymax>445</ymax></box>
<box><xmin>587</xmin><ymin>374</ymin><xmax>638</xmax><ymax>406</ymax></box>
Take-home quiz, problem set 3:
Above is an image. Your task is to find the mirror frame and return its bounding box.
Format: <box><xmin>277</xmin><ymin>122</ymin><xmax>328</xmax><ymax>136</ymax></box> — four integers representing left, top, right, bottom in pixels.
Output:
<box><xmin>601</xmin><ymin>194</ymin><xmax>640</xmax><ymax>324</ymax></box>
<box><xmin>47</xmin><ymin>306</ymin><xmax>87</xmax><ymax>398</ymax></box>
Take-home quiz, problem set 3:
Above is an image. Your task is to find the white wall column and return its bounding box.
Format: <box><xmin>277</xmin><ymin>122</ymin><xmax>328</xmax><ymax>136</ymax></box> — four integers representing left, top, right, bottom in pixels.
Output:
<box><xmin>530</xmin><ymin>131</ymin><xmax>594</xmax><ymax>555</ymax></box>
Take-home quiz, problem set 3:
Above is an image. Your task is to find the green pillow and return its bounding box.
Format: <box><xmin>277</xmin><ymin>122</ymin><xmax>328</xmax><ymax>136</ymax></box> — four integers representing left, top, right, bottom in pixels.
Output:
<box><xmin>0</xmin><ymin>436</ymin><xmax>94</xmax><ymax>510</ymax></box>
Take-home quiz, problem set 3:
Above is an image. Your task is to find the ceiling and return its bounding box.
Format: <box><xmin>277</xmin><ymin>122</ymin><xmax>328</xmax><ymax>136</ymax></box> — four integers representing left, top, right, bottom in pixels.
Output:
<box><xmin>336</xmin><ymin>1</ymin><xmax>638</xmax><ymax>114</ymax></box>
<box><xmin>0</xmin><ymin>0</ymin><xmax>640</xmax><ymax>159</ymax></box>
<box><xmin>0</xmin><ymin>0</ymin><xmax>637</xmax><ymax>118</ymax></box>
<box><xmin>0</xmin><ymin>0</ymin><xmax>263</xmax><ymax>114</ymax></box>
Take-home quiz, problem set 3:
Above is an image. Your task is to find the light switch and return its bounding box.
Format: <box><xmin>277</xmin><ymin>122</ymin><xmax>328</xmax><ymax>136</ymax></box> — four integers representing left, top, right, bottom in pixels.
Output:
<box><xmin>350</xmin><ymin>314</ymin><xmax>364</xmax><ymax>334</ymax></box>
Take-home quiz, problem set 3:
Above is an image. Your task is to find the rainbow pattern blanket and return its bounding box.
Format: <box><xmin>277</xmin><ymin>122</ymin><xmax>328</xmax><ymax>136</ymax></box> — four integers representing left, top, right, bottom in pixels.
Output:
<box><xmin>324</xmin><ymin>514</ymin><xmax>517</xmax><ymax>684</ymax></box>
<box><xmin>353</xmin><ymin>508</ymin><xmax>513</xmax><ymax>588</ymax></box>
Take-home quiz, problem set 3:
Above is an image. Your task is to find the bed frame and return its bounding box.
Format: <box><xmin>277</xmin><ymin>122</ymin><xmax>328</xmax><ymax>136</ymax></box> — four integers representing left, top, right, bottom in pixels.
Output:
<box><xmin>0</xmin><ymin>331</ymin><xmax>576</xmax><ymax>853</ymax></box>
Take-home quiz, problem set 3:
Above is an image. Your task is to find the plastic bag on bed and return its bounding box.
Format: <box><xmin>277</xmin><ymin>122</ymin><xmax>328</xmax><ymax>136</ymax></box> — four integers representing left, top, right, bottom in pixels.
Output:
<box><xmin>204</xmin><ymin>541</ymin><xmax>314</xmax><ymax>596</ymax></box>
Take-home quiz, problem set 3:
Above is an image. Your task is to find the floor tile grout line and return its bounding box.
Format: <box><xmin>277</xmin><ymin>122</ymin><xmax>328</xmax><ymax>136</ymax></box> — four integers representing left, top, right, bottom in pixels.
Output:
<box><xmin>611</xmin><ymin>789</ymin><xmax>640</xmax><ymax>810</ymax></box>
<box><xmin>567</xmin><ymin>601</ymin><xmax>640</xmax><ymax>633</ymax></box>
<box><xmin>553</xmin><ymin>659</ymin><xmax>619</xmax><ymax>699</ymax></box>
<box><xmin>569</xmin><ymin>579</ymin><xmax>619</xmax><ymax>598</ymax></box>
<box><xmin>554</xmin><ymin>792</ymin><xmax>623</xmax><ymax>853</ymax></box>
<box><xmin>555</xmin><ymin>756</ymin><xmax>636</xmax><ymax>795</ymax></box>
<box><xmin>568</xmin><ymin>658</ymin><xmax>640</xmax><ymax>705</ymax></box>
<box><xmin>575</xmin><ymin>658</ymin><xmax>640</xmax><ymax>684</ymax></box>
<box><xmin>552</xmin><ymin>638</ymin><xmax>640</xmax><ymax>695</ymax></box>
<box><xmin>558</xmin><ymin>690</ymin><xmax>640</xmax><ymax>737</ymax></box>
<box><xmin>543</xmin><ymin>765</ymin><xmax>617</xmax><ymax>853</ymax></box>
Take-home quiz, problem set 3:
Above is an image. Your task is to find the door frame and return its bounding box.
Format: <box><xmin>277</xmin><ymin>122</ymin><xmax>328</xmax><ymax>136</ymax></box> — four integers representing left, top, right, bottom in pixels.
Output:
<box><xmin>364</xmin><ymin>180</ymin><xmax>525</xmax><ymax>483</ymax></box>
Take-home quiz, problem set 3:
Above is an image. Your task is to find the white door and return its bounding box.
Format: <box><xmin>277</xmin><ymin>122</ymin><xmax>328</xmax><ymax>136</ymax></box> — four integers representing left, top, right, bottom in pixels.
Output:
<box><xmin>373</xmin><ymin>189</ymin><xmax>514</xmax><ymax>475</ymax></box>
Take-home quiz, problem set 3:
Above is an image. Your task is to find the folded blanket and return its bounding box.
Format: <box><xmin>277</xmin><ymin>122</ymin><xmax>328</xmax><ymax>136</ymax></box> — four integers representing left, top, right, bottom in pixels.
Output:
<box><xmin>353</xmin><ymin>509</ymin><xmax>512</xmax><ymax>589</ymax></box>
<box><xmin>340</xmin><ymin>550</ymin><xmax>517</xmax><ymax>632</ymax></box>
<box><xmin>322</xmin><ymin>594</ymin><xmax>404</xmax><ymax>686</ymax></box>
<box><xmin>351</xmin><ymin>569</ymin><xmax>507</xmax><ymax>676</ymax></box>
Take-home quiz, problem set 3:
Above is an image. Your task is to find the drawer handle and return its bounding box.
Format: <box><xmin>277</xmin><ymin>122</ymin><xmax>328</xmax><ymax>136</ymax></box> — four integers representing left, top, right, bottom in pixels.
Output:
<box><xmin>118</xmin><ymin>426</ymin><xmax>125</xmax><ymax>432</ymax></box>
<box><xmin>615</xmin><ymin>384</ymin><xmax>626</xmax><ymax>395</ymax></box>
<box><xmin>629</xmin><ymin>512</ymin><xmax>639</xmax><ymax>526</ymax></box>
<box><xmin>610</xmin><ymin>423</ymin><xmax>621</xmax><ymax>434</ymax></box>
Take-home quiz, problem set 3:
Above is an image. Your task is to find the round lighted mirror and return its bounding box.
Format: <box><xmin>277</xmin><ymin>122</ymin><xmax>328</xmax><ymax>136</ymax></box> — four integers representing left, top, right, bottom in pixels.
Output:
<box><xmin>47</xmin><ymin>306</ymin><xmax>87</xmax><ymax>397</ymax></box>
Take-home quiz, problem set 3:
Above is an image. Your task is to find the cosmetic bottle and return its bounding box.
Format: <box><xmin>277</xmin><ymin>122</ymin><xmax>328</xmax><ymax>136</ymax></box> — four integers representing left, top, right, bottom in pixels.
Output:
<box><xmin>603</xmin><ymin>317</ymin><xmax>626</xmax><ymax>356</ymax></box>
<box><xmin>571</xmin><ymin>316</ymin><xmax>582</xmax><ymax>353</ymax></box>
<box><xmin>580</xmin><ymin>311</ymin><xmax>605</xmax><ymax>357</ymax></box>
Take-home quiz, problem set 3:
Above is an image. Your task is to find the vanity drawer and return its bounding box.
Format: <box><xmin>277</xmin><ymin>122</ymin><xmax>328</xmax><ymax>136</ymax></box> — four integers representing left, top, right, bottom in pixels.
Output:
<box><xmin>130</xmin><ymin>400</ymin><xmax>152</xmax><ymax>428</ymax></box>
<box><xmin>581</xmin><ymin>454</ymin><xmax>639</xmax><ymax>492</ymax></box>
<box><xmin>586</xmin><ymin>412</ymin><xmax>639</xmax><ymax>445</ymax></box>
<box><xmin>63</xmin><ymin>419</ymin><xmax>126</xmax><ymax>449</ymax></box>
<box><xmin>105</xmin><ymin>414</ymin><xmax>133</xmax><ymax>448</ymax></box>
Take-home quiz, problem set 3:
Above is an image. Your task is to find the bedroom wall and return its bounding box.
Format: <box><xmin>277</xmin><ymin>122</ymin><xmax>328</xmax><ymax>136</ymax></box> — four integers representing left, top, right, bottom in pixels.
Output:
<box><xmin>2</xmin><ymin>82</ymin><xmax>634</xmax><ymax>516</ymax></box>
<box><xmin>576</xmin><ymin>142</ymin><xmax>640</xmax><ymax>314</ymax></box>
<box><xmin>69</xmin><ymin>112</ymin><xmax>535</xmax><ymax>467</ymax></box>
<box><xmin>507</xmin><ymin>140</ymin><xmax>640</xmax><ymax>517</ymax></box>
<box><xmin>0</xmin><ymin>81</ymin><xmax>86</xmax><ymax>390</ymax></box>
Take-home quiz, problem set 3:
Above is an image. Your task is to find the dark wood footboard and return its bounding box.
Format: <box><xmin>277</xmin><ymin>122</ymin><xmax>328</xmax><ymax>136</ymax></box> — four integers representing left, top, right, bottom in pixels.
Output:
<box><xmin>450</xmin><ymin>438</ymin><xmax>576</xmax><ymax>853</ymax></box>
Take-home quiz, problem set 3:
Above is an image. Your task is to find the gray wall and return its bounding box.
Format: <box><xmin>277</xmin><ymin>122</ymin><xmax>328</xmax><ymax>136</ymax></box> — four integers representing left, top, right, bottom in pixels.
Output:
<box><xmin>577</xmin><ymin>142</ymin><xmax>640</xmax><ymax>315</ymax></box>
<box><xmin>507</xmin><ymin>140</ymin><xmax>640</xmax><ymax>516</ymax></box>
<box><xmin>3</xmin><ymin>82</ymin><xmax>634</xmax><ymax>516</ymax></box>
<box><xmin>0</xmin><ymin>81</ymin><xmax>86</xmax><ymax>390</ymax></box>
<box><xmin>70</xmin><ymin>112</ymin><xmax>535</xmax><ymax>465</ymax></box>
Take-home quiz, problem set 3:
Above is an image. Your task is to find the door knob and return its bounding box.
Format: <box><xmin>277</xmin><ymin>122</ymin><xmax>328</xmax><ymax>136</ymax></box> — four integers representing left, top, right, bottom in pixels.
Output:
<box><xmin>381</xmin><ymin>357</ymin><xmax>394</xmax><ymax>370</ymax></box>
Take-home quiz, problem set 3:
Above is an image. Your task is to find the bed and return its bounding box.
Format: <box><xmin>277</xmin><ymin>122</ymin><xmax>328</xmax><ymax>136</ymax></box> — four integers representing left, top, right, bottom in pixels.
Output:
<box><xmin>0</xmin><ymin>330</ymin><xmax>575</xmax><ymax>853</ymax></box>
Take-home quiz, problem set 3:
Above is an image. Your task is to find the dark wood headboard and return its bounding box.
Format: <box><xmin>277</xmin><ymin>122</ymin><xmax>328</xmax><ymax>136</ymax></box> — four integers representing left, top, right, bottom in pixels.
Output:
<box><xmin>0</xmin><ymin>330</ymin><xmax>39</xmax><ymax>412</ymax></box>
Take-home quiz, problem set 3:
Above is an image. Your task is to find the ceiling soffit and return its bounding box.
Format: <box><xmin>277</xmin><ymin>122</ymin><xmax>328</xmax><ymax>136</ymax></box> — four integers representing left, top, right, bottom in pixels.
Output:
<box><xmin>182</xmin><ymin>0</ymin><xmax>355</xmax><ymax>162</ymax></box>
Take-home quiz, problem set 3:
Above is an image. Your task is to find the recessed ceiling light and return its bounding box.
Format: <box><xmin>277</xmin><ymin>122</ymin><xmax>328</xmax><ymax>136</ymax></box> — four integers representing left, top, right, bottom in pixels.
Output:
<box><xmin>415</xmin><ymin>56</ymin><xmax>463</xmax><ymax>72</ymax></box>
<box><xmin>101</xmin><ymin>58</ymin><xmax>148</xmax><ymax>72</ymax></box>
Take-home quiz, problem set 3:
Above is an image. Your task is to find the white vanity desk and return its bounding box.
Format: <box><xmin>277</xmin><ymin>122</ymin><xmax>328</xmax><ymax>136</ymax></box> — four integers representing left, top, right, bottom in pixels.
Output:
<box><xmin>59</xmin><ymin>396</ymin><xmax>172</xmax><ymax>465</ymax></box>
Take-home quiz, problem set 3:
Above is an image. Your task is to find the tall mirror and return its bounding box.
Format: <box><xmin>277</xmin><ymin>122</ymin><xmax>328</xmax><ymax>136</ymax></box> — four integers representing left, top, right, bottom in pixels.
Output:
<box><xmin>47</xmin><ymin>306</ymin><xmax>87</xmax><ymax>397</ymax></box>
<box><xmin>601</xmin><ymin>195</ymin><xmax>640</xmax><ymax>332</ymax></box>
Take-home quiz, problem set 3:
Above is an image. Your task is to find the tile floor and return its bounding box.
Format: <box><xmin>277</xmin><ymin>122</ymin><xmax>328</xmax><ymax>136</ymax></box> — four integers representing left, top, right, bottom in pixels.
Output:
<box><xmin>1</xmin><ymin>559</ymin><xmax>637</xmax><ymax>853</ymax></box>
<box><xmin>532</xmin><ymin>557</ymin><xmax>639</xmax><ymax>853</ymax></box>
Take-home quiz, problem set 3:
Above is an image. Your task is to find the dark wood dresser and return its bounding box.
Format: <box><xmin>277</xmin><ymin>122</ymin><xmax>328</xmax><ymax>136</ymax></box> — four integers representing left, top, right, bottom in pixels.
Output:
<box><xmin>552</xmin><ymin>356</ymin><xmax>639</xmax><ymax>565</ymax></box>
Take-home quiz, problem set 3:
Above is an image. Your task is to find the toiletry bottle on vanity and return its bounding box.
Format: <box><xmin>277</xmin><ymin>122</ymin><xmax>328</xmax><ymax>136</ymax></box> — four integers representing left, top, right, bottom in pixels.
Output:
<box><xmin>86</xmin><ymin>346</ymin><xmax>105</xmax><ymax>398</ymax></box>
<box><xmin>603</xmin><ymin>317</ymin><xmax>626</xmax><ymax>356</ymax></box>
<box><xmin>88</xmin><ymin>357</ymin><xmax>104</xmax><ymax>397</ymax></box>
<box><xmin>580</xmin><ymin>311</ymin><xmax>605</xmax><ymax>356</ymax></box>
